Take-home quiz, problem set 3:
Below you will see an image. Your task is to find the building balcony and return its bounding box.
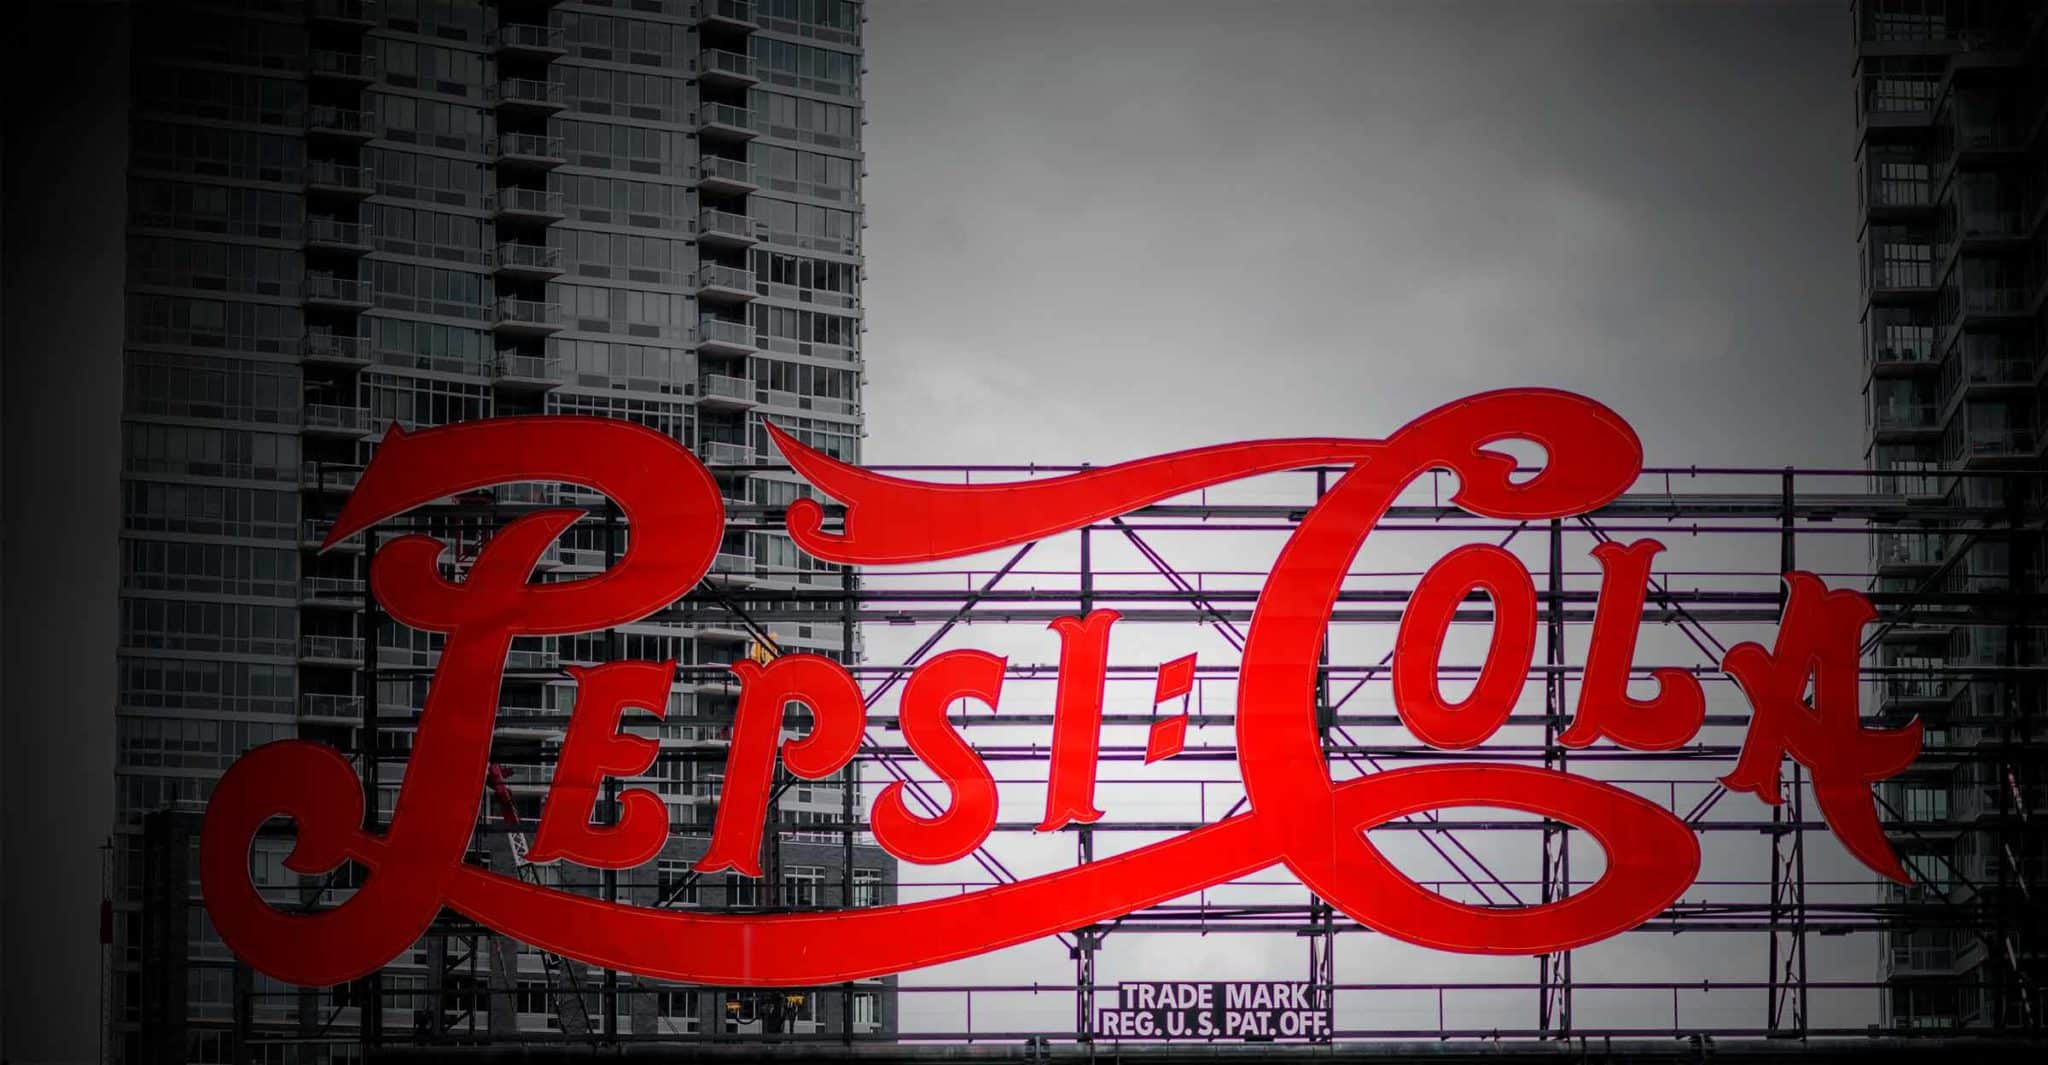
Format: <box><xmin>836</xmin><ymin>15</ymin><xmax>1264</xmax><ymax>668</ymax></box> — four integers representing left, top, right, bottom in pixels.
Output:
<box><xmin>494</xmin><ymin>298</ymin><xmax>565</xmax><ymax>336</ymax></box>
<box><xmin>1870</xmin><ymin>401</ymin><xmax>1940</xmax><ymax>436</ymax></box>
<box><xmin>300</xmin><ymin>634</ymin><xmax>366</xmax><ymax>666</ymax></box>
<box><xmin>301</xmin><ymin>462</ymin><xmax>364</xmax><ymax>495</ymax></box>
<box><xmin>310</xmin><ymin>50</ymin><xmax>377</xmax><ymax>83</ymax></box>
<box><xmin>702</xmin><ymin>440</ymin><xmax>755</xmax><ymax>467</ymax></box>
<box><xmin>696</xmin><ymin>154</ymin><xmax>758</xmax><ymax>194</ymax></box>
<box><xmin>697</xmin><ymin>317</ymin><xmax>755</xmax><ymax>355</ymax></box>
<box><xmin>305</xmin><ymin>160</ymin><xmax>373</xmax><ymax>198</ymax></box>
<box><xmin>1958</xmin><ymin>426</ymin><xmax>2034</xmax><ymax>461</ymax></box>
<box><xmin>490</xmin><ymin>23</ymin><xmax>567</xmax><ymax>59</ymax></box>
<box><xmin>699</xmin><ymin>372</ymin><xmax>756</xmax><ymax>410</ymax></box>
<box><xmin>699</xmin><ymin>49</ymin><xmax>758</xmax><ymax>87</ymax></box>
<box><xmin>1868</xmin><ymin>341</ymin><xmax>1937</xmax><ymax>375</ymax></box>
<box><xmin>493</xmin><ymin>352</ymin><xmax>561</xmax><ymax>391</ymax></box>
<box><xmin>304</xmin><ymin>218</ymin><xmax>371</xmax><ymax>254</ymax></box>
<box><xmin>304</xmin><ymin>332</ymin><xmax>371</xmax><ymax>367</ymax></box>
<box><xmin>505</xmin><ymin>645</ymin><xmax>563</xmax><ymax>673</ymax></box>
<box><xmin>493</xmin><ymin>132</ymin><xmax>566</xmax><ymax>171</ymax></box>
<box><xmin>303</xmin><ymin>403</ymin><xmax>372</xmax><ymax>438</ymax></box>
<box><xmin>307</xmin><ymin>105</ymin><xmax>375</xmax><ymax>141</ymax></box>
<box><xmin>490</xmin><ymin>187</ymin><xmax>566</xmax><ymax>223</ymax></box>
<box><xmin>697</xmin><ymin>103</ymin><xmax>757</xmax><ymax>141</ymax></box>
<box><xmin>300</xmin><ymin>692</ymin><xmax>364</xmax><ymax>722</ymax></box>
<box><xmin>300</xmin><ymin>576</ymin><xmax>366</xmax><ymax>608</ymax></box>
<box><xmin>304</xmin><ymin>275</ymin><xmax>372</xmax><ymax>310</ymax></box>
<box><xmin>493</xmin><ymin>241</ymin><xmax>563</xmax><ymax>280</ymax></box>
<box><xmin>491</xmin><ymin>77</ymin><xmax>565</xmax><ymax>114</ymax></box>
<box><xmin>695</xmin><ymin>263</ymin><xmax>755</xmax><ymax>303</ymax></box>
<box><xmin>310</xmin><ymin>0</ymin><xmax>377</xmax><ymax>30</ymax></box>
<box><xmin>699</xmin><ymin>0</ymin><xmax>758</xmax><ymax>32</ymax></box>
<box><xmin>698</xmin><ymin>208</ymin><xmax>760</xmax><ymax>247</ymax></box>
<box><xmin>706</xmin><ymin>551</ymin><xmax>758</xmax><ymax>585</ymax></box>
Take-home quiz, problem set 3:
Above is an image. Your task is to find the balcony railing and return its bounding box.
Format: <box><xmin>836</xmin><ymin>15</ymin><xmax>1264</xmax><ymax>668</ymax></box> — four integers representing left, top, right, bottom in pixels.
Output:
<box><xmin>1963</xmin><ymin>426</ymin><xmax>2033</xmax><ymax>457</ymax></box>
<box><xmin>1963</xmin><ymin>351</ymin><xmax>2030</xmax><ymax>385</ymax></box>
<box><xmin>305</xmin><ymin>217</ymin><xmax>366</xmax><ymax>246</ymax></box>
<box><xmin>696</xmin><ymin>264</ymin><xmax>754</xmax><ymax>292</ymax></box>
<box><xmin>699</xmin><ymin>209</ymin><xmax>758</xmax><ymax>241</ymax></box>
<box><xmin>301</xmin><ymin>693</ymin><xmax>364</xmax><ymax>720</ymax></box>
<box><xmin>495</xmin><ymin>242</ymin><xmax>561</xmax><ymax>272</ymax></box>
<box><xmin>1871</xmin><ymin>402</ymin><xmax>1938</xmax><ymax>431</ymax></box>
<box><xmin>311</xmin><ymin>50</ymin><xmax>376</xmax><ymax>79</ymax></box>
<box><xmin>701</xmin><ymin>49</ymin><xmax>756</xmax><ymax>81</ymax></box>
<box><xmin>495</xmin><ymin>132</ymin><xmax>566</xmax><ymax>163</ymax></box>
<box><xmin>306</xmin><ymin>159</ymin><xmax>372</xmax><ymax>193</ymax></box>
<box><xmin>699</xmin><ymin>317</ymin><xmax>753</xmax><ymax>347</ymax></box>
<box><xmin>303</xmin><ymin>576</ymin><xmax>366</xmax><ymax>599</ymax></box>
<box><xmin>301</xmin><ymin>462</ymin><xmax>364</xmax><ymax>491</ymax></box>
<box><xmin>308</xmin><ymin>105</ymin><xmax>374</xmax><ymax>136</ymax></box>
<box><xmin>491</xmin><ymin>187</ymin><xmax>565</xmax><ymax>217</ymax></box>
<box><xmin>305</xmin><ymin>275</ymin><xmax>370</xmax><ymax>304</ymax></box>
<box><xmin>701</xmin><ymin>373</ymin><xmax>753</xmax><ymax>401</ymax></box>
<box><xmin>491</xmin><ymin>23</ymin><xmax>566</xmax><ymax>53</ymax></box>
<box><xmin>711</xmin><ymin>551</ymin><xmax>754</xmax><ymax>576</ymax></box>
<box><xmin>698</xmin><ymin>103</ymin><xmax>754</xmax><ymax>132</ymax></box>
<box><xmin>700</xmin><ymin>0</ymin><xmax>756</xmax><ymax>27</ymax></box>
<box><xmin>305</xmin><ymin>333</ymin><xmax>370</xmax><ymax>362</ymax></box>
<box><xmin>703</xmin><ymin>441</ymin><xmax>755</xmax><ymax>466</ymax></box>
<box><xmin>495</xmin><ymin>352</ymin><xmax>557</xmax><ymax>381</ymax></box>
<box><xmin>493</xmin><ymin>78</ymin><xmax>564</xmax><ymax>108</ymax></box>
<box><xmin>496</xmin><ymin>298</ymin><xmax>563</xmax><ymax>328</ymax></box>
<box><xmin>304</xmin><ymin>403</ymin><xmax>369</xmax><ymax>432</ymax></box>
<box><xmin>302</xmin><ymin>635</ymin><xmax>366</xmax><ymax>662</ymax></box>
<box><xmin>698</xmin><ymin>155</ymin><xmax>755</xmax><ymax>186</ymax></box>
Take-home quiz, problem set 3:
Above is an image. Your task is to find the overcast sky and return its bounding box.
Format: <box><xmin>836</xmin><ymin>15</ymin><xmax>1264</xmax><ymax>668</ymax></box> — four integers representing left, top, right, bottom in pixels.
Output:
<box><xmin>860</xmin><ymin>0</ymin><xmax>1861</xmax><ymax>471</ymax></box>
<box><xmin>850</xmin><ymin>0</ymin><xmax>1877</xmax><ymax>1036</ymax></box>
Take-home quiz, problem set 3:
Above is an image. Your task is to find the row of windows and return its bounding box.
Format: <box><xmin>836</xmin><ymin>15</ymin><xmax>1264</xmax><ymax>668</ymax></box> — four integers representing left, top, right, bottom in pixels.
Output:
<box><xmin>563</xmin><ymin>230</ymin><xmax>688</xmax><ymax>279</ymax></box>
<box><xmin>551</xmin><ymin>339</ymin><xmax>693</xmax><ymax>391</ymax></box>
<box><xmin>134</xmin><ymin>6</ymin><xmax>305</xmax><ymax>71</ymax></box>
<box><xmin>379</xmin><ymin>93</ymin><xmax>488</xmax><ymax>152</ymax></box>
<box><xmin>559</xmin><ymin>118</ymin><xmax>690</xmax><ymax>175</ymax></box>
<box><xmin>130</xmin><ymin>180</ymin><xmax>300</xmax><ymax>241</ymax></box>
<box><xmin>548</xmin><ymin>385</ymin><xmax>694</xmax><ymax>437</ymax></box>
<box><xmin>129</xmin><ymin>294</ymin><xmax>305</xmax><ymax>356</ymax></box>
<box><xmin>380</xmin><ymin>39</ymin><xmax>485</xmax><ymax>96</ymax></box>
<box><xmin>374</xmin><ymin>317</ymin><xmax>492</xmax><ymax>376</ymax></box>
<box><xmin>135</xmin><ymin>68</ymin><xmax>303</xmax><ymax>127</ymax></box>
<box><xmin>753</xmin><ymin>198</ymin><xmax>859</xmax><ymax>253</ymax></box>
<box><xmin>121</xmin><ymin>656</ymin><xmax>298</xmax><ymax>716</ymax></box>
<box><xmin>559</xmin><ymin>171</ymin><xmax>689</xmax><ymax>228</ymax></box>
<box><xmin>125</xmin><ymin>351</ymin><xmax>301</xmax><ymax>426</ymax></box>
<box><xmin>562</xmin><ymin>12</ymin><xmax>689</xmax><ymax>67</ymax></box>
<box><xmin>754</xmin><ymin>358</ymin><xmax>858</xmax><ymax>403</ymax></box>
<box><xmin>123</xmin><ymin>540</ymin><xmax>299</xmax><ymax>600</ymax></box>
<box><xmin>752</xmin><ymin>250</ymin><xmax>859</xmax><ymax>299</ymax></box>
<box><xmin>370</xmin><ymin>203</ymin><xmax>491</xmax><ymax>264</ymax></box>
<box><xmin>123</xmin><ymin>424</ymin><xmax>300</xmax><ymax>483</ymax></box>
<box><xmin>750</xmin><ymin>38</ymin><xmax>859</xmax><ymax>95</ymax></box>
<box><xmin>752</xmin><ymin>89</ymin><xmax>859</xmax><ymax>150</ymax></box>
<box><xmin>371</xmin><ymin>261</ymin><xmax>493</xmax><ymax>321</ymax></box>
<box><xmin>132</xmin><ymin>124</ymin><xmax>304</xmax><ymax>184</ymax></box>
<box><xmin>751</xmin><ymin>143</ymin><xmax>859</xmax><ymax>203</ymax></box>
<box><xmin>556</xmin><ymin>282</ymin><xmax>690</xmax><ymax>334</ymax></box>
<box><xmin>755</xmin><ymin>416</ymin><xmax>856</xmax><ymax>463</ymax></box>
<box><xmin>751</xmin><ymin>304</ymin><xmax>857</xmax><ymax>348</ymax></box>
<box><xmin>563</xmin><ymin>67</ymin><xmax>685</xmax><ymax>121</ymax></box>
<box><xmin>373</xmin><ymin>148</ymin><xmax>489</xmax><ymax>209</ymax></box>
<box><xmin>123</xmin><ymin>480</ymin><xmax>299</xmax><ymax>541</ymax></box>
<box><xmin>119</xmin><ymin>717</ymin><xmax>293</xmax><ymax>772</ymax></box>
<box><xmin>362</xmin><ymin>371</ymin><xmax>493</xmax><ymax>430</ymax></box>
<box><xmin>130</xmin><ymin>237</ymin><xmax>301</xmax><ymax>299</ymax></box>
<box><xmin>120</xmin><ymin>599</ymin><xmax>296</xmax><ymax>657</ymax></box>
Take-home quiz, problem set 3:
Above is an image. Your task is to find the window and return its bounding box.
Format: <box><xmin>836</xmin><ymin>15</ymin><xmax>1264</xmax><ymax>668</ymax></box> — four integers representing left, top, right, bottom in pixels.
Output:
<box><xmin>852</xmin><ymin>868</ymin><xmax>881</xmax><ymax>908</ymax></box>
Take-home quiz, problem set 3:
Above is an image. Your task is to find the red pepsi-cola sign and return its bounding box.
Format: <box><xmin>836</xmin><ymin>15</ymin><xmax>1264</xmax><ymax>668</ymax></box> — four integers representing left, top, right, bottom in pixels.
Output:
<box><xmin>201</xmin><ymin>389</ymin><xmax>1919</xmax><ymax>987</ymax></box>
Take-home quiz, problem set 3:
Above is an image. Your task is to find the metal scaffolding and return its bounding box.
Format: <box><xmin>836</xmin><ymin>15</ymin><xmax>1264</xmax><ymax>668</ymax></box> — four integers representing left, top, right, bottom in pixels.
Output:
<box><xmin>195</xmin><ymin>458</ymin><xmax>2048</xmax><ymax>1060</ymax></box>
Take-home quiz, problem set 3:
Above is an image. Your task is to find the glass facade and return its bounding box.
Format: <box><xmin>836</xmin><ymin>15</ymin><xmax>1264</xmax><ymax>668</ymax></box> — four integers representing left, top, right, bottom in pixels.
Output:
<box><xmin>113</xmin><ymin>0</ymin><xmax>886</xmax><ymax>1059</ymax></box>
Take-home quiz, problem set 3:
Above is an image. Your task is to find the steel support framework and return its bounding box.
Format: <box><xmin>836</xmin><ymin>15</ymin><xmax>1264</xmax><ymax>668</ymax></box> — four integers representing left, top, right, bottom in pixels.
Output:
<box><xmin>233</xmin><ymin>460</ymin><xmax>2048</xmax><ymax>1059</ymax></box>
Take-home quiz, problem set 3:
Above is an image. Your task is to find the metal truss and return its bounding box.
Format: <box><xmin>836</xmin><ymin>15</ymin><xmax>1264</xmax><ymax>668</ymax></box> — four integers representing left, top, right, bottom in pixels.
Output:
<box><xmin>226</xmin><ymin>460</ymin><xmax>2048</xmax><ymax>1060</ymax></box>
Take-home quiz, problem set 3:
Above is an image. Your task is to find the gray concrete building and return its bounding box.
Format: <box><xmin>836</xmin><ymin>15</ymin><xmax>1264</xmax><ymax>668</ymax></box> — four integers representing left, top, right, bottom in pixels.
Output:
<box><xmin>104</xmin><ymin>0</ymin><xmax>890</xmax><ymax>1059</ymax></box>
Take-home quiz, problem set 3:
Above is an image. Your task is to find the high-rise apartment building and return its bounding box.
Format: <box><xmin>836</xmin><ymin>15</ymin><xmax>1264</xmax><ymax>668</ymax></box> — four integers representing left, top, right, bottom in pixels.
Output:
<box><xmin>1854</xmin><ymin>0</ymin><xmax>2047</xmax><ymax>1032</ymax></box>
<box><xmin>111</xmin><ymin>0</ymin><xmax>886</xmax><ymax>1060</ymax></box>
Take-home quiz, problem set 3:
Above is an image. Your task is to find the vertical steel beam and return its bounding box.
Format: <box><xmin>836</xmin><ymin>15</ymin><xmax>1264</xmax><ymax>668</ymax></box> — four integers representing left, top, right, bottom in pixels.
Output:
<box><xmin>1075</xmin><ymin>527</ymin><xmax>1097</xmax><ymax>1045</ymax></box>
<box><xmin>1539</xmin><ymin>519</ymin><xmax>1571</xmax><ymax>1037</ymax></box>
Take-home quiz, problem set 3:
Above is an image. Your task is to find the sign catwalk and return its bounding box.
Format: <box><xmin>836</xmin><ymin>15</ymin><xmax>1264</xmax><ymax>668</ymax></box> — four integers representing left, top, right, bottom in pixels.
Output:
<box><xmin>199</xmin><ymin>389</ymin><xmax>1921</xmax><ymax>988</ymax></box>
